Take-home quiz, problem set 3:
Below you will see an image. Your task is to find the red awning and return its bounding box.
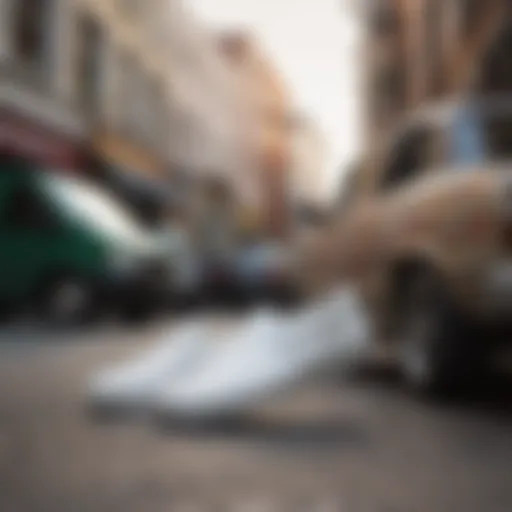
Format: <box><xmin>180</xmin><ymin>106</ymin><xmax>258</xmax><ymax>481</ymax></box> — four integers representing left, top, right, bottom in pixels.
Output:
<box><xmin>0</xmin><ymin>110</ymin><xmax>83</xmax><ymax>169</ymax></box>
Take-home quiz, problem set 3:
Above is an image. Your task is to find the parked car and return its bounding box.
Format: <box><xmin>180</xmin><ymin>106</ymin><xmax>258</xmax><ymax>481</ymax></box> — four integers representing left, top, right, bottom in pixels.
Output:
<box><xmin>154</xmin><ymin>225</ymin><xmax>203</xmax><ymax>308</ymax></box>
<box><xmin>198</xmin><ymin>241</ymin><xmax>298</xmax><ymax>308</ymax></box>
<box><xmin>234</xmin><ymin>241</ymin><xmax>299</xmax><ymax>307</ymax></box>
<box><xmin>0</xmin><ymin>157</ymin><xmax>170</xmax><ymax>324</ymax></box>
<box><xmin>199</xmin><ymin>253</ymin><xmax>241</xmax><ymax>306</ymax></box>
<box><xmin>305</xmin><ymin>97</ymin><xmax>512</xmax><ymax>396</ymax></box>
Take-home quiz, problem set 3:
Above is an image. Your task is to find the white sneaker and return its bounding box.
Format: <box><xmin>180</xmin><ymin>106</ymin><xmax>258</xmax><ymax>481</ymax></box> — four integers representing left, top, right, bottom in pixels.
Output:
<box><xmin>289</xmin><ymin>286</ymin><xmax>372</xmax><ymax>369</ymax></box>
<box><xmin>154</xmin><ymin>288</ymin><xmax>371</xmax><ymax>420</ymax></box>
<box><xmin>87</xmin><ymin>320</ymin><xmax>217</xmax><ymax>413</ymax></box>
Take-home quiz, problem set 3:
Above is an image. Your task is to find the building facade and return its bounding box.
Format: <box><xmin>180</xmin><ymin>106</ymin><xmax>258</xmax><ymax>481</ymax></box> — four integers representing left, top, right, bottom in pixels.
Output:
<box><xmin>0</xmin><ymin>0</ymin><xmax>174</xmax><ymax>180</ymax></box>
<box><xmin>0</xmin><ymin>0</ymin><xmax>86</xmax><ymax>169</ymax></box>
<box><xmin>0</xmin><ymin>0</ymin><xmax>288</xmax><ymax>236</ymax></box>
<box><xmin>77</xmin><ymin>0</ymin><xmax>174</xmax><ymax>182</ymax></box>
<box><xmin>218</xmin><ymin>32</ymin><xmax>293</xmax><ymax>238</ymax></box>
<box><xmin>356</xmin><ymin>0</ymin><xmax>510</xmax><ymax>193</ymax></box>
<box><xmin>288</xmin><ymin>114</ymin><xmax>328</xmax><ymax>207</ymax></box>
<box><xmin>165</xmin><ymin>1</ymin><xmax>255</xmax><ymax>190</ymax></box>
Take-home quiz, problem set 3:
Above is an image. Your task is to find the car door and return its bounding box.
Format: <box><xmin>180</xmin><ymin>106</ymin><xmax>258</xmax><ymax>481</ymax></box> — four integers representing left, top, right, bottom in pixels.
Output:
<box><xmin>365</xmin><ymin>121</ymin><xmax>446</xmax><ymax>335</ymax></box>
<box><xmin>0</xmin><ymin>182</ymin><xmax>61</xmax><ymax>302</ymax></box>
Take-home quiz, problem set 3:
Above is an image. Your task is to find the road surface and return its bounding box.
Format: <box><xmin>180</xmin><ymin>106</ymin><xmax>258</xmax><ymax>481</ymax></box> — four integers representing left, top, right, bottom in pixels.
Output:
<box><xmin>0</xmin><ymin>318</ymin><xmax>510</xmax><ymax>511</ymax></box>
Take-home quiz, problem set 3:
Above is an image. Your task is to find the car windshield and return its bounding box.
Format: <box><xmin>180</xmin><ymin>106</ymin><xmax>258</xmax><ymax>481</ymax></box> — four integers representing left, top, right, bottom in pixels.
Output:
<box><xmin>450</xmin><ymin>104</ymin><xmax>512</xmax><ymax>166</ymax></box>
<box><xmin>41</xmin><ymin>173</ymin><xmax>148</xmax><ymax>243</ymax></box>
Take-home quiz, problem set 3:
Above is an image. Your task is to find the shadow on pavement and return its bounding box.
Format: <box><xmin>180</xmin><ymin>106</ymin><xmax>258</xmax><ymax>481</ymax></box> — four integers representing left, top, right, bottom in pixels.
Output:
<box><xmin>442</xmin><ymin>372</ymin><xmax>512</xmax><ymax>420</ymax></box>
<box><xmin>157</xmin><ymin>414</ymin><xmax>371</xmax><ymax>455</ymax></box>
<box><xmin>347</xmin><ymin>361</ymin><xmax>512</xmax><ymax>421</ymax></box>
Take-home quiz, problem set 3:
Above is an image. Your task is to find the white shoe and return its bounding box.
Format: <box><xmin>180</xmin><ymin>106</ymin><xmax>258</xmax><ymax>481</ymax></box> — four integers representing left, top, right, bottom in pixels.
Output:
<box><xmin>87</xmin><ymin>320</ymin><xmax>217</xmax><ymax>412</ymax></box>
<box><xmin>154</xmin><ymin>288</ymin><xmax>371</xmax><ymax>420</ymax></box>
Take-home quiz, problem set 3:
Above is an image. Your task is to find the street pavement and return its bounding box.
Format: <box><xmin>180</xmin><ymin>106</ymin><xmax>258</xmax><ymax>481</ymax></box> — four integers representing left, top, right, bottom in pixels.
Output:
<box><xmin>0</xmin><ymin>316</ymin><xmax>510</xmax><ymax>512</ymax></box>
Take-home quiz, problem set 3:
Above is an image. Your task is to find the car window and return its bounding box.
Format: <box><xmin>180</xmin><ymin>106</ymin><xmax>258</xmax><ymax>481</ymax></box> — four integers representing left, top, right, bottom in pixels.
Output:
<box><xmin>4</xmin><ymin>185</ymin><xmax>56</xmax><ymax>230</ymax></box>
<box><xmin>480</xmin><ymin>111</ymin><xmax>512</xmax><ymax>161</ymax></box>
<box><xmin>449</xmin><ymin>103</ymin><xmax>487</xmax><ymax>166</ymax></box>
<box><xmin>0</xmin><ymin>154</ymin><xmax>33</xmax><ymax>172</ymax></box>
<box><xmin>379</xmin><ymin>125</ymin><xmax>439</xmax><ymax>191</ymax></box>
<box><xmin>449</xmin><ymin>104</ymin><xmax>512</xmax><ymax>165</ymax></box>
<box><xmin>42</xmin><ymin>173</ymin><xmax>147</xmax><ymax>244</ymax></box>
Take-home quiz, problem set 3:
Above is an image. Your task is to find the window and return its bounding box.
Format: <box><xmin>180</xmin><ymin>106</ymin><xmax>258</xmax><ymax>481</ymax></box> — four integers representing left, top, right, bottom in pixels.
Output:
<box><xmin>0</xmin><ymin>154</ymin><xmax>33</xmax><ymax>173</ymax></box>
<box><xmin>478</xmin><ymin>21</ymin><xmax>512</xmax><ymax>95</ymax></box>
<box><xmin>113</xmin><ymin>50</ymin><xmax>128</xmax><ymax>131</ymax></box>
<box><xmin>371</xmin><ymin>2</ymin><xmax>399</xmax><ymax>37</ymax></box>
<box><xmin>160</xmin><ymin>92</ymin><xmax>172</xmax><ymax>153</ymax></box>
<box><xmin>479</xmin><ymin>109</ymin><xmax>512</xmax><ymax>161</ymax></box>
<box><xmin>12</xmin><ymin>0</ymin><xmax>50</xmax><ymax>65</ymax></box>
<box><xmin>142</xmin><ymin>78</ymin><xmax>159</xmax><ymax>151</ymax></box>
<box><xmin>117</xmin><ymin>52</ymin><xmax>138</xmax><ymax>137</ymax></box>
<box><xmin>149</xmin><ymin>82</ymin><xmax>168</xmax><ymax>153</ymax></box>
<box><xmin>450</xmin><ymin>103</ymin><xmax>487</xmax><ymax>165</ymax></box>
<box><xmin>379</xmin><ymin>126</ymin><xmax>438</xmax><ymax>190</ymax></box>
<box><xmin>76</xmin><ymin>15</ymin><xmax>104</xmax><ymax>117</ymax></box>
<box><xmin>374</xmin><ymin>61</ymin><xmax>406</xmax><ymax>122</ymax></box>
<box><xmin>425</xmin><ymin>0</ymin><xmax>444</xmax><ymax>96</ymax></box>
<box><xmin>4</xmin><ymin>185</ymin><xmax>55</xmax><ymax>230</ymax></box>
<box><xmin>460</xmin><ymin>0</ymin><xmax>485</xmax><ymax>37</ymax></box>
<box><xmin>43</xmin><ymin>174</ymin><xmax>145</xmax><ymax>242</ymax></box>
<box><xmin>448</xmin><ymin>103</ymin><xmax>512</xmax><ymax>165</ymax></box>
<box><xmin>130</xmin><ymin>68</ymin><xmax>149</xmax><ymax>144</ymax></box>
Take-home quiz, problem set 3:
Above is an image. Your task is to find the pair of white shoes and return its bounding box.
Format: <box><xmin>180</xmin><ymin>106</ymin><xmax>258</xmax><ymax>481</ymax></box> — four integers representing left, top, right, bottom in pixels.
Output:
<box><xmin>88</xmin><ymin>288</ymin><xmax>372</xmax><ymax>422</ymax></box>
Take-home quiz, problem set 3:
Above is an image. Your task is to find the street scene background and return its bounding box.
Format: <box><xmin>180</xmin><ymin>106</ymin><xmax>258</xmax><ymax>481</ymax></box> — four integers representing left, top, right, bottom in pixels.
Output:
<box><xmin>1</xmin><ymin>0</ymin><xmax>512</xmax><ymax>511</ymax></box>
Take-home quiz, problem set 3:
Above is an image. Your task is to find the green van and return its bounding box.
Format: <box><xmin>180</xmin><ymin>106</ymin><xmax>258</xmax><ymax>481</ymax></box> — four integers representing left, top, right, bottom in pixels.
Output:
<box><xmin>0</xmin><ymin>159</ymin><xmax>169</xmax><ymax>324</ymax></box>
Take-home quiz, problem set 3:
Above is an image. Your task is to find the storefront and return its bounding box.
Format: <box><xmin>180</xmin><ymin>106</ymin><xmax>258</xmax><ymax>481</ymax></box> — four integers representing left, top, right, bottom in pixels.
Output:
<box><xmin>0</xmin><ymin>108</ymin><xmax>84</xmax><ymax>170</ymax></box>
<box><xmin>87</xmin><ymin>131</ymin><xmax>173</xmax><ymax>226</ymax></box>
<box><xmin>91</xmin><ymin>132</ymin><xmax>165</xmax><ymax>180</ymax></box>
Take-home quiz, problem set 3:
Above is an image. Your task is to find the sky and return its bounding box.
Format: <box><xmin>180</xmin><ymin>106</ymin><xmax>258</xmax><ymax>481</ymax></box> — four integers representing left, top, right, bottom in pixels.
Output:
<box><xmin>188</xmin><ymin>0</ymin><xmax>363</xmax><ymax>200</ymax></box>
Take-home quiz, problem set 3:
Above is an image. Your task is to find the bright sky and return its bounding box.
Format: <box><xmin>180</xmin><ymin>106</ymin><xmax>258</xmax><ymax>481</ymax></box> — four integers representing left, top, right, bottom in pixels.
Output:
<box><xmin>188</xmin><ymin>0</ymin><xmax>363</xmax><ymax>200</ymax></box>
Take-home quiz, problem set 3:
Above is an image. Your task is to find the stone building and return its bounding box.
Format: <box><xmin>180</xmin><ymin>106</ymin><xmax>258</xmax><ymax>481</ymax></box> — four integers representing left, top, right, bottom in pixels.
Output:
<box><xmin>0</xmin><ymin>0</ymin><xmax>257</xmax><ymax>227</ymax></box>
<box><xmin>218</xmin><ymin>32</ymin><xmax>293</xmax><ymax>238</ymax></box>
<box><xmin>0</xmin><ymin>0</ymin><xmax>174</xmax><ymax>179</ymax></box>
<box><xmin>355</xmin><ymin>0</ymin><xmax>511</xmax><ymax>192</ymax></box>
<box><xmin>288</xmin><ymin>114</ymin><xmax>328</xmax><ymax>207</ymax></box>
<box><xmin>164</xmin><ymin>1</ymin><xmax>255</xmax><ymax>195</ymax></box>
<box><xmin>0</xmin><ymin>0</ymin><xmax>86</xmax><ymax>169</ymax></box>
<box><xmin>77</xmin><ymin>0</ymin><xmax>175</xmax><ymax>182</ymax></box>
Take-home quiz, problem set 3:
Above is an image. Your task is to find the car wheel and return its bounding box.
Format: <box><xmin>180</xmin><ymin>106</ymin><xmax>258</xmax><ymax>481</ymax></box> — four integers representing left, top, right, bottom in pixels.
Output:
<box><xmin>270</xmin><ymin>283</ymin><xmax>300</xmax><ymax>309</ymax></box>
<box><xmin>119</xmin><ymin>298</ymin><xmax>158</xmax><ymax>324</ymax></box>
<box><xmin>397</xmin><ymin>269</ymin><xmax>482</xmax><ymax>397</ymax></box>
<box><xmin>37</xmin><ymin>275</ymin><xmax>98</xmax><ymax>326</ymax></box>
<box><xmin>0</xmin><ymin>300</ymin><xmax>20</xmax><ymax>324</ymax></box>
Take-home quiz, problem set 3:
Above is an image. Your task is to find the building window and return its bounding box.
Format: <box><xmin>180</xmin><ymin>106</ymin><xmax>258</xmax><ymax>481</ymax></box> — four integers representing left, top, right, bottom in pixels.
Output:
<box><xmin>136</xmin><ymin>73</ymin><xmax>158</xmax><ymax>149</ymax></box>
<box><xmin>460</xmin><ymin>0</ymin><xmax>485</xmax><ymax>37</ymax></box>
<box><xmin>116</xmin><ymin>51</ymin><xmax>129</xmax><ymax>132</ymax></box>
<box><xmin>4</xmin><ymin>184</ymin><xmax>56</xmax><ymax>230</ymax></box>
<box><xmin>374</xmin><ymin>61</ymin><xmax>406</xmax><ymax>121</ymax></box>
<box><xmin>138</xmin><ymin>74</ymin><xmax>151</xmax><ymax>146</ymax></box>
<box><xmin>12</xmin><ymin>0</ymin><xmax>50</xmax><ymax>65</ymax></box>
<box><xmin>425</xmin><ymin>0</ymin><xmax>444</xmax><ymax>96</ymax></box>
<box><xmin>76</xmin><ymin>15</ymin><xmax>104</xmax><ymax>118</ymax></box>
<box><xmin>478</xmin><ymin>21</ymin><xmax>512</xmax><ymax>95</ymax></box>
<box><xmin>145</xmin><ymin>82</ymin><xmax>167</xmax><ymax>153</ymax></box>
<box><xmin>371</xmin><ymin>1</ymin><xmax>399</xmax><ymax>37</ymax></box>
<box><xmin>450</xmin><ymin>103</ymin><xmax>487</xmax><ymax>165</ymax></box>
<box><xmin>156</xmin><ymin>89</ymin><xmax>170</xmax><ymax>155</ymax></box>
<box><xmin>450</xmin><ymin>103</ymin><xmax>512</xmax><ymax>164</ymax></box>
<box><xmin>118</xmin><ymin>52</ymin><xmax>138</xmax><ymax>138</ymax></box>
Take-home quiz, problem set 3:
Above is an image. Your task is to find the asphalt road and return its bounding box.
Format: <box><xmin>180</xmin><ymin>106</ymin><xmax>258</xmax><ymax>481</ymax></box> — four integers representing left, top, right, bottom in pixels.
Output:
<box><xmin>0</xmin><ymin>317</ymin><xmax>510</xmax><ymax>512</ymax></box>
